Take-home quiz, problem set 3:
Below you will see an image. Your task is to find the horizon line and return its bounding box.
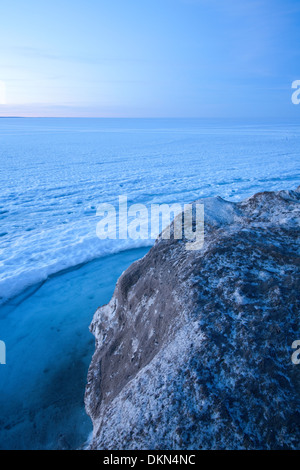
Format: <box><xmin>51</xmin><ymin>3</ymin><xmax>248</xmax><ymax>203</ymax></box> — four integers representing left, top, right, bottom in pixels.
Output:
<box><xmin>0</xmin><ymin>115</ymin><xmax>295</xmax><ymax>120</ymax></box>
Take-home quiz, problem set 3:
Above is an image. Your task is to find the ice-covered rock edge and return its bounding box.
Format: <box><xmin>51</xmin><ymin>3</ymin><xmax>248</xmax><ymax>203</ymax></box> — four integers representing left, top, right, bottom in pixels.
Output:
<box><xmin>85</xmin><ymin>187</ymin><xmax>300</xmax><ymax>450</ymax></box>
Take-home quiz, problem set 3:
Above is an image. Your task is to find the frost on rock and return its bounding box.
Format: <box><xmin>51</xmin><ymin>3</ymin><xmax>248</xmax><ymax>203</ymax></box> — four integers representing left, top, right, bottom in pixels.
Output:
<box><xmin>85</xmin><ymin>187</ymin><xmax>300</xmax><ymax>450</ymax></box>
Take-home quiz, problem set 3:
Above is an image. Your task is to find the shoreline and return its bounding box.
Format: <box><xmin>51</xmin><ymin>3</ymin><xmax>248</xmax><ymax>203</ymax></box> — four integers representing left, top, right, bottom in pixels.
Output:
<box><xmin>0</xmin><ymin>245</ymin><xmax>152</xmax><ymax>311</ymax></box>
<box><xmin>85</xmin><ymin>187</ymin><xmax>300</xmax><ymax>450</ymax></box>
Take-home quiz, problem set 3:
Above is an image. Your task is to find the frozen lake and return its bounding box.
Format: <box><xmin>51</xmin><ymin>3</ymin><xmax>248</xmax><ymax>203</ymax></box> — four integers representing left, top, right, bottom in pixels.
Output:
<box><xmin>0</xmin><ymin>118</ymin><xmax>299</xmax><ymax>448</ymax></box>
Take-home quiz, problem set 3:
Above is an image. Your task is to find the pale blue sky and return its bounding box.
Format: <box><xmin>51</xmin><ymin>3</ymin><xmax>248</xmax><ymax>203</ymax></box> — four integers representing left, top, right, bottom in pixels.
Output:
<box><xmin>1</xmin><ymin>0</ymin><xmax>300</xmax><ymax>117</ymax></box>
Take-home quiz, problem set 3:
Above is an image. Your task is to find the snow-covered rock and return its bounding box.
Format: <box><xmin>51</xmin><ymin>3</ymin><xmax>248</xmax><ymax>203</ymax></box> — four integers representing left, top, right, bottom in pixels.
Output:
<box><xmin>85</xmin><ymin>187</ymin><xmax>300</xmax><ymax>450</ymax></box>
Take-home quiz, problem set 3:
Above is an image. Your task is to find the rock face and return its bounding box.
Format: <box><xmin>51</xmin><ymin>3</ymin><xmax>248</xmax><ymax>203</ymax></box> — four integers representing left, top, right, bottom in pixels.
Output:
<box><xmin>85</xmin><ymin>188</ymin><xmax>300</xmax><ymax>450</ymax></box>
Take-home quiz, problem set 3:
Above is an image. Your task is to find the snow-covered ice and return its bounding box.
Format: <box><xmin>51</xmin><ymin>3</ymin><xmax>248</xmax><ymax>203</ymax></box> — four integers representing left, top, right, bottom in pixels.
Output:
<box><xmin>0</xmin><ymin>118</ymin><xmax>299</xmax><ymax>304</ymax></box>
<box><xmin>0</xmin><ymin>117</ymin><xmax>299</xmax><ymax>449</ymax></box>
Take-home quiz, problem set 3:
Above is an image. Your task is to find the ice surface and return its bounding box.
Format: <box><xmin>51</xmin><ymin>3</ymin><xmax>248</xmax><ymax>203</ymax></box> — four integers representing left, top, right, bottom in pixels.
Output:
<box><xmin>0</xmin><ymin>247</ymin><xmax>149</xmax><ymax>449</ymax></box>
<box><xmin>0</xmin><ymin>118</ymin><xmax>299</xmax><ymax>304</ymax></box>
<box><xmin>0</xmin><ymin>118</ymin><xmax>299</xmax><ymax>449</ymax></box>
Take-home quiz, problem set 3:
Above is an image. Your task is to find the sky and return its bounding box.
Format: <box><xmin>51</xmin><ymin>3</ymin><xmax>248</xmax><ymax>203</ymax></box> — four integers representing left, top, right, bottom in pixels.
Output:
<box><xmin>1</xmin><ymin>0</ymin><xmax>300</xmax><ymax>118</ymax></box>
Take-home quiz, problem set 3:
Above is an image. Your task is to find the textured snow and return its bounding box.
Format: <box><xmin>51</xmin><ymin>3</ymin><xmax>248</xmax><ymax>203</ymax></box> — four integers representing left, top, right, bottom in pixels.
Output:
<box><xmin>0</xmin><ymin>118</ymin><xmax>300</xmax><ymax>304</ymax></box>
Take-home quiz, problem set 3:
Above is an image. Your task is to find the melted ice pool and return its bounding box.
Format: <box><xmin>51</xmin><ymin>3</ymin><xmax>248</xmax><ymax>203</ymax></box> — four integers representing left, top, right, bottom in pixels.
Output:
<box><xmin>0</xmin><ymin>247</ymin><xmax>149</xmax><ymax>449</ymax></box>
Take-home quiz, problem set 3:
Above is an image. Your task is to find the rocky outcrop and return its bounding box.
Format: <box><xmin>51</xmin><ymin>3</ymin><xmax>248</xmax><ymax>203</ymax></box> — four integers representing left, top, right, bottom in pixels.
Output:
<box><xmin>85</xmin><ymin>188</ymin><xmax>300</xmax><ymax>450</ymax></box>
